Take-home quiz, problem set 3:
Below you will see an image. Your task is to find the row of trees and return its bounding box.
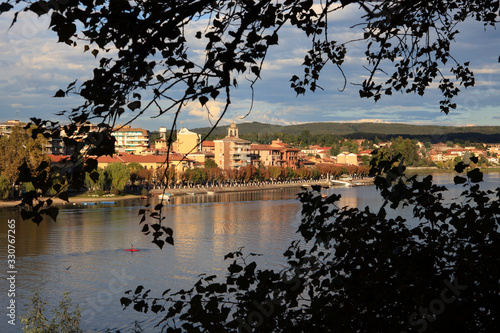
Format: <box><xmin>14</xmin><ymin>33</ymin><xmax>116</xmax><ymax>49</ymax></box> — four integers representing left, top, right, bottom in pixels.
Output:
<box><xmin>83</xmin><ymin>160</ymin><xmax>370</xmax><ymax>193</ymax></box>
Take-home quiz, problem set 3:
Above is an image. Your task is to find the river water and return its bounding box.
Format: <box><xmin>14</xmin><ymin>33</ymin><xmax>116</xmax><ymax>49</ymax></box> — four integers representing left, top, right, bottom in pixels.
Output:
<box><xmin>1</xmin><ymin>173</ymin><xmax>499</xmax><ymax>332</ymax></box>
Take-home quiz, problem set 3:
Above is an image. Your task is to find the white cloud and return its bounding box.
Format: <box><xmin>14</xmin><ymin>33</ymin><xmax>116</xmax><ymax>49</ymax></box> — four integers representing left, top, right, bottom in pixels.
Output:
<box><xmin>0</xmin><ymin>2</ymin><xmax>499</xmax><ymax>129</ymax></box>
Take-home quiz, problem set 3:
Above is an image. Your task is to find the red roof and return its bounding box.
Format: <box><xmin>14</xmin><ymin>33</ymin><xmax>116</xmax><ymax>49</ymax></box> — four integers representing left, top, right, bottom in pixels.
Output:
<box><xmin>202</xmin><ymin>140</ymin><xmax>215</xmax><ymax>147</ymax></box>
<box><xmin>48</xmin><ymin>155</ymin><xmax>70</xmax><ymax>163</ymax></box>
<box><xmin>96</xmin><ymin>153</ymin><xmax>194</xmax><ymax>164</ymax></box>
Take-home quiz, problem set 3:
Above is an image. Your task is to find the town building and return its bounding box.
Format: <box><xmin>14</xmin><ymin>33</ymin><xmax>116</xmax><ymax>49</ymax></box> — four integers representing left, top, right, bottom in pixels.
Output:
<box><xmin>177</xmin><ymin>127</ymin><xmax>202</xmax><ymax>154</ymax></box>
<box><xmin>214</xmin><ymin>123</ymin><xmax>251</xmax><ymax>170</ymax></box>
<box><xmin>249</xmin><ymin>139</ymin><xmax>300</xmax><ymax>170</ymax></box>
<box><xmin>337</xmin><ymin>152</ymin><xmax>358</xmax><ymax>165</ymax></box>
<box><xmin>250</xmin><ymin>144</ymin><xmax>282</xmax><ymax>167</ymax></box>
<box><xmin>111</xmin><ymin>126</ymin><xmax>150</xmax><ymax>153</ymax></box>
<box><xmin>0</xmin><ymin>120</ymin><xmax>22</xmax><ymax>136</ymax></box>
<box><xmin>201</xmin><ymin>140</ymin><xmax>215</xmax><ymax>153</ymax></box>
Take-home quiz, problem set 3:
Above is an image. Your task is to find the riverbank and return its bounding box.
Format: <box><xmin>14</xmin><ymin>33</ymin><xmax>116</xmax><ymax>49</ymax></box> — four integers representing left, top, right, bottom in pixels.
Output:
<box><xmin>149</xmin><ymin>180</ymin><xmax>334</xmax><ymax>197</ymax></box>
<box><xmin>150</xmin><ymin>178</ymin><xmax>375</xmax><ymax>197</ymax></box>
<box><xmin>0</xmin><ymin>179</ymin><xmax>362</xmax><ymax>207</ymax></box>
<box><xmin>0</xmin><ymin>194</ymin><xmax>143</xmax><ymax>208</ymax></box>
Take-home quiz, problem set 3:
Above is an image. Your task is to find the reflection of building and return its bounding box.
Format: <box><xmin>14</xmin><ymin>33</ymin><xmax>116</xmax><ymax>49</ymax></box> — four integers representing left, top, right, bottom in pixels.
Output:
<box><xmin>339</xmin><ymin>194</ymin><xmax>358</xmax><ymax>209</ymax></box>
<box><xmin>214</xmin><ymin>123</ymin><xmax>251</xmax><ymax>170</ymax></box>
<box><xmin>112</xmin><ymin>126</ymin><xmax>150</xmax><ymax>153</ymax></box>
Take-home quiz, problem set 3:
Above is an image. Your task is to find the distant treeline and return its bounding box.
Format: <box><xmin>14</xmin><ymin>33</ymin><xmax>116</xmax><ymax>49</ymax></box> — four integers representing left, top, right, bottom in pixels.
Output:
<box><xmin>184</xmin><ymin>122</ymin><xmax>500</xmax><ymax>144</ymax></box>
<box><xmin>148</xmin><ymin>122</ymin><xmax>500</xmax><ymax>146</ymax></box>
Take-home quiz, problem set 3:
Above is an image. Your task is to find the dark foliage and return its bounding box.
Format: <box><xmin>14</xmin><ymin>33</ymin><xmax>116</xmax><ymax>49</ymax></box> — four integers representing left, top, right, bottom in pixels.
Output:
<box><xmin>121</xmin><ymin>159</ymin><xmax>500</xmax><ymax>332</ymax></box>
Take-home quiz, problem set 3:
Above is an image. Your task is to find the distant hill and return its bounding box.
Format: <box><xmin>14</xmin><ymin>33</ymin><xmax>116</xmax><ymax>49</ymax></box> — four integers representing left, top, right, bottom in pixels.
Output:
<box><xmin>191</xmin><ymin>122</ymin><xmax>500</xmax><ymax>143</ymax></box>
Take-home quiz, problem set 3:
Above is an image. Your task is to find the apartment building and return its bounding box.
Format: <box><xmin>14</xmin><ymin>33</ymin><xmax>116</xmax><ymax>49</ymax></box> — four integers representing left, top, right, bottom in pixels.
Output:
<box><xmin>214</xmin><ymin>123</ymin><xmax>251</xmax><ymax>170</ymax></box>
<box><xmin>0</xmin><ymin>120</ymin><xmax>22</xmax><ymax>136</ymax></box>
<box><xmin>112</xmin><ymin>126</ymin><xmax>150</xmax><ymax>153</ymax></box>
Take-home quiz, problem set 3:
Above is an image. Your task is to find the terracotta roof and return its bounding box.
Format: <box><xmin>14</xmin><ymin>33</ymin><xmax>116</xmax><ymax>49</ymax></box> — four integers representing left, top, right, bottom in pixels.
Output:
<box><xmin>113</xmin><ymin>127</ymin><xmax>149</xmax><ymax>136</ymax></box>
<box><xmin>96</xmin><ymin>153</ymin><xmax>194</xmax><ymax>164</ymax></box>
<box><xmin>48</xmin><ymin>155</ymin><xmax>70</xmax><ymax>163</ymax></box>
<box><xmin>202</xmin><ymin>140</ymin><xmax>215</xmax><ymax>147</ymax></box>
<box><xmin>250</xmin><ymin>144</ymin><xmax>276</xmax><ymax>150</ymax></box>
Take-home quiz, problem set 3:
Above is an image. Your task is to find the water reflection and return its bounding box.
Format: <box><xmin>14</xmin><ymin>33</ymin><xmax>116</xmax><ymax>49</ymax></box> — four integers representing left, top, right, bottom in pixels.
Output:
<box><xmin>1</xmin><ymin>174</ymin><xmax>498</xmax><ymax>332</ymax></box>
<box><xmin>0</xmin><ymin>188</ymin><xmax>304</xmax><ymax>332</ymax></box>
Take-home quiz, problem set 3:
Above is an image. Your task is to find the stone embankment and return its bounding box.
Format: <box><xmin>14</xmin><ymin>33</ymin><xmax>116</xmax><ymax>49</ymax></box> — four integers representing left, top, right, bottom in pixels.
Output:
<box><xmin>150</xmin><ymin>178</ymin><xmax>374</xmax><ymax>197</ymax></box>
<box><xmin>0</xmin><ymin>179</ymin><xmax>374</xmax><ymax>207</ymax></box>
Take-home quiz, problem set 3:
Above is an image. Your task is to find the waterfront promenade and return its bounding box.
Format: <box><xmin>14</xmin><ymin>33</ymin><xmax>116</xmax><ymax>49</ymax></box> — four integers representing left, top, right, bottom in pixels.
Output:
<box><xmin>0</xmin><ymin>178</ymin><xmax>374</xmax><ymax>207</ymax></box>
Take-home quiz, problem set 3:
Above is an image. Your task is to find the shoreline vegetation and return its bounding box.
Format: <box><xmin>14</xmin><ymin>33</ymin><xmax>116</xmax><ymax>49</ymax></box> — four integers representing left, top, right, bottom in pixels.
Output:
<box><xmin>3</xmin><ymin>167</ymin><xmax>499</xmax><ymax>208</ymax></box>
<box><xmin>0</xmin><ymin>179</ymin><xmax>373</xmax><ymax>208</ymax></box>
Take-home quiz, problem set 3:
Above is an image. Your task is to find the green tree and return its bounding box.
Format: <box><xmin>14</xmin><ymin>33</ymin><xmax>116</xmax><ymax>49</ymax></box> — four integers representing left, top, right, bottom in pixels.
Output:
<box><xmin>268</xmin><ymin>166</ymin><xmax>282</xmax><ymax>180</ymax></box>
<box><xmin>105</xmin><ymin>163</ymin><xmax>130</xmax><ymax>191</ymax></box>
<box><xmin>0</xmin><ymin>124</ymin><xmax>50</xmax><ymax>186</ymax></box>
<box><xmin>204</xmin><ymin>158</ymin><xmax>218</xmax><ymax>169</ymax></box>
<box><xmin>182</xmin><ymin>168</ymin><xmax>207</xmax><ymax>186</ymax></box>
<box><xmin>21</xmin><ymin>290</ymin><xmax>82</xmax><ymax>333</ymax></box>
<box><xmin>0</xmin><ymin>174</ymin><xmax>11</xmax><ymax>199</ymax></box>
<box><xmin>126</xmin><ymin>162</ymin><xmax>144</xmax><ymax>182</ymax></box>
<box><xmin>237</xmin><ymin>165</ymin><xmax>257</xmax><ymax>183</ymax></box>
<box><xmin>84</xmin><ymin>167</ymin><xmax>106</xmax><ymax>191</ymax></box>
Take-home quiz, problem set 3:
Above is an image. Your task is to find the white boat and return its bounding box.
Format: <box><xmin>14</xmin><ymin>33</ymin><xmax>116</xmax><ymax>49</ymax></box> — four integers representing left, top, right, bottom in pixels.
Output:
<box><xmin>158</xmin><ymin>193</ymin><xmax>173</xmax><ymax>200</ymax></box>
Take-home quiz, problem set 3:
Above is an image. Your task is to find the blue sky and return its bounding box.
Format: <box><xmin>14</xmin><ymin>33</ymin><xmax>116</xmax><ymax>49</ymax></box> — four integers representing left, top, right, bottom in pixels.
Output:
<box><xmin>1</xmin><ymin>4</ymin><xmax>499</xmax><ymax>132</ymax></box>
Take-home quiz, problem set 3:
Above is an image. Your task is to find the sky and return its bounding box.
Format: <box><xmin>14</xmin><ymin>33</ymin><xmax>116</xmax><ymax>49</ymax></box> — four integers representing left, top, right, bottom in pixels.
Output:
<box><xmin>0</xmin><ymin>3</ymin><xmax>499</xmax><ymax>132</ymax></box>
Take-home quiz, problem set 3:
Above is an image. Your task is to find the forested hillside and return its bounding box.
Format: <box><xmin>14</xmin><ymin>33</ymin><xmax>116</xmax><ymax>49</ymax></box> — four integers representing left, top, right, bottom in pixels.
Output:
<box><xmin>191</xmin><ymin>122</ymin><xmax>500</xmax><ymax>142</ymax></box>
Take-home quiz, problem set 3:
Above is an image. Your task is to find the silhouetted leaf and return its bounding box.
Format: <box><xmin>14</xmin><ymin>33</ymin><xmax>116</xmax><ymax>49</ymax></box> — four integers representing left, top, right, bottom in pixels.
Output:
<box><xmin>120</xmin><ymin>297</ymin><xmax>132</xmax><ymax>309</ymax></box>
<box><xmin>54</xmin><ymin>89</ymin><xmax>65</xmax><ymax>97</ymax></box>
<box><xmin>32</xmin><ymin>212</ymin><xmax>43</xmax><ymax>225</ymax></box>
<box><xmin>20</xmin><ymin>210</ymin><xmax>34</xmax><ymax>221</ymax></box>
<box><xmin>58</xmin><ymin>192</ymin><xmax>69</xmax><ymax>202</ymax></box>
<box><xmin>199</xmin><ymin>96</ymin><xmax>209</xmax><ymax>106</ymax></box>
<box><xmin>153</xmin><ymin>239</ymin><xmax>165</xmax><ymax>249</ymax></box>
<box><xmin>134</xmin><ymin>286</ymin><xmax>144</xmax><ymax>295</ymax></box>
<box><xmin>467</xmin><ymin>168</ymin><xmax>483</xmax><ymax>183</ymax></box>
<box><xmin>454</xmin><ymin>162</ymin><xmax>466</xmax><ymax>173</ymax></box>
<box><xmin>128</xmin><ymin>101</ymin><xmax>141</xmax><ymax>111</ymax></box>
<box><xmin>44</xmin><ymin>207</ymin><xmax>59</xmax><ymax>222</ymax></box>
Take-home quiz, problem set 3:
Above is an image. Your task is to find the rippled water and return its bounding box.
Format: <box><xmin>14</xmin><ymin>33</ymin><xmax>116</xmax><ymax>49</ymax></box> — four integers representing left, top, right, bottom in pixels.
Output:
<box><xmin>0</xmin><ymin>173</ymin><xmax>498</xmax><ymax>332</ymax></box>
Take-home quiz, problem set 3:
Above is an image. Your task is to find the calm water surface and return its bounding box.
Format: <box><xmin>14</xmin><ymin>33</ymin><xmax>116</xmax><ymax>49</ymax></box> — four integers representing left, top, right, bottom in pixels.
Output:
<box><xmin>0</xmin><ymin>173</ymin><xmax>498</xmax><ymax>332</ymax></box>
